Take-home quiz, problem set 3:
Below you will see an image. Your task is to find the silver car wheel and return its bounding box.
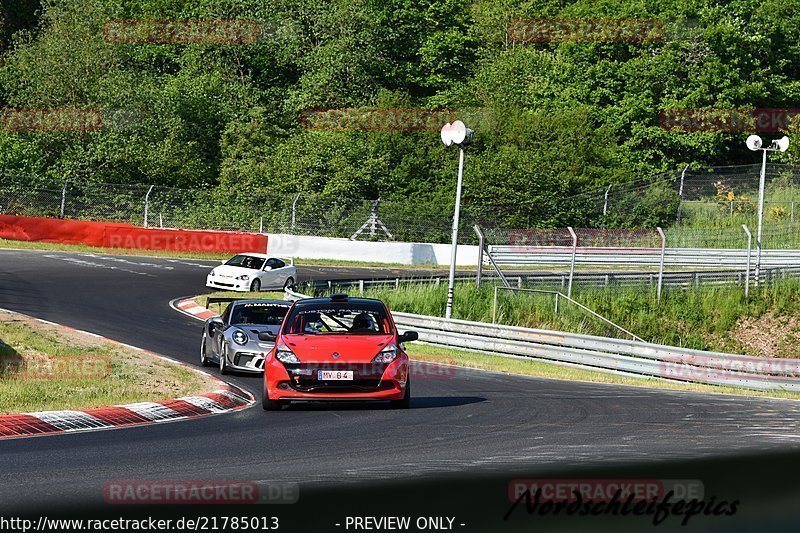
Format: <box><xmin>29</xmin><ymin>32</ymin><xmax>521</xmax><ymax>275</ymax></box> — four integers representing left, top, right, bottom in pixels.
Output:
<box><xmin>200</xmin><ymin>331</ymin><xmax>211</xmax><ymax>366</ymax></box>
<box><xmin>219</xmin><ymin>346</ymin><xmax>229</xmax><ymax>374</ymax></box>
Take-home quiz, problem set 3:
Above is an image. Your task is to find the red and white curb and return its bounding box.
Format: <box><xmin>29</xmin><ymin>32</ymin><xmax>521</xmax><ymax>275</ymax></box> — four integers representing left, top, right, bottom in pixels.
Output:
<box><xmin>0</xmin><ymin>308</ymin><xmax>254</xmax><ymax>440</ymax></box>
<box><xmin>173</xmin><ymin>297</ymin><xmax>219</xmax><ymax>320</ymax></box>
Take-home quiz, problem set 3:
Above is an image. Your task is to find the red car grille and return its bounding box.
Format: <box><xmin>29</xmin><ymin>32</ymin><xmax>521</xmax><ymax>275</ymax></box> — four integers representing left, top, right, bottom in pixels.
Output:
<box><xmin>284</xmin><ymin>363</ymin><xmax>390</xmax><ymax>393</ymax></box>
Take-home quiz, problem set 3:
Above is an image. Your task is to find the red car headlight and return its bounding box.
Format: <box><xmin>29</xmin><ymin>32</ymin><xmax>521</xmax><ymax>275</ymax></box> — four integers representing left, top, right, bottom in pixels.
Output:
<box><xmin>372</xmin><ymin>344</ymin><xmax>398</xmax><ymax>364</ymax></box>
<box><xmin>275</xmin><ymin>343</ymin><xmax>300</xmax><ymax>364</ymax></box>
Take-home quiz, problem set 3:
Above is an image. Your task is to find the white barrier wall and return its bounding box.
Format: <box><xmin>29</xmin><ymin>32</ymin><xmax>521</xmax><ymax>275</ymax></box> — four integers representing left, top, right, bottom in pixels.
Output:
<box><xmin>266</xmin><ymin>233</ymin><xmax>480</xmax><ymax>266</ymax></box>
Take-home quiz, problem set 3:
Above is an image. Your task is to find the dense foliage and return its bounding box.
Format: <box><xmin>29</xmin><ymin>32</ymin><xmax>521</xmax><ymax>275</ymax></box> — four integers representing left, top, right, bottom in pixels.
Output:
<box><xmin>0</xmin><ymin>0</ymin><xmax>798</xmax><ymax>229</ymax></box>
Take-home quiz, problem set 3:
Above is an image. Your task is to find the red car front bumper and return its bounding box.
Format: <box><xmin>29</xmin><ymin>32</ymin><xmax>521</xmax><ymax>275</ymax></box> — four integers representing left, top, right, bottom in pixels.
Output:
<box><xmin>264</xmin><ymin>356</ymin><xmax>409</xmax><ymax>401</ymax></box>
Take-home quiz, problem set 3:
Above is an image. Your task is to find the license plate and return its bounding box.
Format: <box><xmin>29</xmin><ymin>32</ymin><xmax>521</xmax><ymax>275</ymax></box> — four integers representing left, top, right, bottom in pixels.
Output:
<box><xmin>318</xmin><ymin>370</ymin><xmax>353</xmax><ymax>381</ymax></box>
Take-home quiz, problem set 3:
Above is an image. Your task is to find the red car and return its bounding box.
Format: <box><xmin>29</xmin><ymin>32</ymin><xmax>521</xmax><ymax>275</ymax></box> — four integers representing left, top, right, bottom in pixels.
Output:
<box><xmin>262</xmin><ymin>294</ymin><xmax>418</xmax><ymax>410</ymax></box>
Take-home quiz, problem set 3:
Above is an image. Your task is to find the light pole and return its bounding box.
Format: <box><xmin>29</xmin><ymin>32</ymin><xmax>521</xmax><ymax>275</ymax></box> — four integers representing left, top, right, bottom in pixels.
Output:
<box><xmin>746</xmin><ymin>134</ymin><xmax>789</xmax><ymax>285</ymax></box>
<box><xmin>441</xmin><ymin>120</ymin><xmax>474</xmax><ymax>319</ymax></box>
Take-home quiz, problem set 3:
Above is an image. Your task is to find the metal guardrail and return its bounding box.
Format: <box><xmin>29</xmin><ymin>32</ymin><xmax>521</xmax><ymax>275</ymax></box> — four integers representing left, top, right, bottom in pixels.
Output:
<box><xmin>295</xmin><ymin>265</ymin><xmax>800</xmax><ymax>294</ymax></box>
<box><xmin>395</xmin><ymin>312</ymin><xmax>800</xmax><ymax>392</ymax></box>
<box><xmin>488</xmin><ymin>246</ymin><xmax>800</xmax><ymax>268</ymax></box>
<box><xmin>503</xmin><ymin>266</ymin><xmax>800</xmax><ymax>288</ymax></box>
<box><xmin>284</xmin><ymin>287</ymin><xmax>800</xmax><ymax>392</ymax></box>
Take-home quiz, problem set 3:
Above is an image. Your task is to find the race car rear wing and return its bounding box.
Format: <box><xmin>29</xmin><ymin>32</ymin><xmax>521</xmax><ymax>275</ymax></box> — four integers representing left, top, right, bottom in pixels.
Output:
<box><xmin>206</xmin><ymin>296</ymin><xmax>291</xmax><ymax>315</ymax></box>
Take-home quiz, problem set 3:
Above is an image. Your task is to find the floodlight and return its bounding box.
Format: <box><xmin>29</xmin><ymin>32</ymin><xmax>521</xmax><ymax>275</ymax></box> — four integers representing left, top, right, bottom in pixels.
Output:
<box><xmin>438</xmin><ymin>120</ymin><xmax>475</xmax><ymax>319</ymax></box>
<box><xmin>440</xmin><ymin>123</ymin><xmax>454</xmax><ymax>146</ymax></box>
<box><xmin>774</xmin><ymin>135</ymin><xmax>790</xmax><ymax>152</ymax></box>
<box><xmin>746</xmin><ymin>135</ymin><xmax>763</xmax><ymax>151</ymax></box>
<box><xmin>451</xmin><ymin>120</ymin><xmax>467</xmax><ymax>145</ymax></box>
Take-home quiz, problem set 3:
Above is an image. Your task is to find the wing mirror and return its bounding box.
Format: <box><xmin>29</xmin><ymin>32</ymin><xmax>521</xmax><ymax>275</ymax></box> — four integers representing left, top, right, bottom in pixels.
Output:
<box><xmin>258</xmin><ymin>331</ymin><xmax>277</xmax><ymax>342</ymax></box>
<box><xmin>208</xmin><ymin>317</ymin><xmax>224</xmax><ymax>333</ymax></box>
<box><xmin>398</xmin><ymin>331</ymin><xmax>418</xmax><ymax>343</ymax></box>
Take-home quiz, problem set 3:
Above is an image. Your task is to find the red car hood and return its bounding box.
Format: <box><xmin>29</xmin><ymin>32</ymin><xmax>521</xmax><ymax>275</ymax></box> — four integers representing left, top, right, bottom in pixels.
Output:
<box><xmin>282</xmin><ymin>334</ymin><xmax>394</xmax><ymax>363</ymax></box>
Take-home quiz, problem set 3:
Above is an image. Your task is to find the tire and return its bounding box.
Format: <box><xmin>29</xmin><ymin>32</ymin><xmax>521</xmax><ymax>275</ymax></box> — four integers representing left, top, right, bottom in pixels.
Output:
<box><xmin>262</xmin><ymin>384</ymin><xmax>284</xmax><ymax>411</ymax></box>
<box><xmin>250</xmin><ymin>278</ymin><xmax>261</xmax><ymax>292</ymax></box>
<box><xmin>219</xmin><ymin>347</ymin><xmax>229</xmax><ymax>375</ymax></box>
<box><xmin>390</xmin><ymin>380</ymin><xmax>411</xmax><ymax>409</ymax></box>
<box><xmin>262</xmin><ymin>397</ymin><xmax>284</xmax><ymax>411</ymax></box>
<box><xmin>200</xmin><ymin>331</ymin><xmax>211</xmax><ymax>367</ymax></box>
<box><xmin>283</xmin><ymin>277</ymin><xmax>295</xmax><ymax>290</ymax></box>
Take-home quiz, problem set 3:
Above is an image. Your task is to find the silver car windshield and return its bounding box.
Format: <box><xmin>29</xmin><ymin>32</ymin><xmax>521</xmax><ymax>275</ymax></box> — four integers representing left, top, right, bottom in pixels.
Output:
<box><xmin>230</xmin><ymin>305</ymin><xmax>287</xmax><ymax>326</ymax></box>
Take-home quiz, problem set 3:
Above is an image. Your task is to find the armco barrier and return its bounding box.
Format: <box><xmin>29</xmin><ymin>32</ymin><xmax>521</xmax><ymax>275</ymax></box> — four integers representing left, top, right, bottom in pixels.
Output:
<box><xmin>284</xmin><ymin>287</ymin><xmax>800</xmax><ymax>392</ymax></box>
<box><xmin>0</xmin><ymin>214</ymin><xmax>267</xmax><ymax>254</ymax></box>
<box><xmin>295</xmin><ymin>266</ymin><xmax>800</xmax><ymax>291</ymax></box>
<box><xmin>391</xmin><ymin>312</ymin><xmax>800</xmax><ymax>389</ymax></box>
<box><xmin>488</xmin><ymin>245</ymin><xmax>800</xmax><ymax>268</ymax></box>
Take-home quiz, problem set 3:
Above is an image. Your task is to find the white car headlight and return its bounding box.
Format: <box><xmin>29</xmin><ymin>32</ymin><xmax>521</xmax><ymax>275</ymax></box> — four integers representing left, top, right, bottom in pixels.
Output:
<box><xmin>275</xmin><ymin>343</ymin><xmax>300</xmax><ymax>364</ymax></box>
<box><xmin>232</xmin><ymin>329</ymin><xmax>249</xmax><ymax>345</ymax></box>
<box><xmin>236</xmin><ymin>274</ymin><xmax>250</xmax><ymax>281</ymax></box>
<box><xmin>372</xmin><ymin>344</ymin><xmax>397</xmax><ymax>364</ymax></box>
<box><xmin>209</xmin><ymin>270</ymin><xmax>215</xmax><ymax>277</ymax></box>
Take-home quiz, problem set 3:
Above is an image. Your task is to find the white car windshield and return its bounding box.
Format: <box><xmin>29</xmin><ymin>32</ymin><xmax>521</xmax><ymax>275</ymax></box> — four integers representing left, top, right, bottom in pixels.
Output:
<box><xmin>225</xmin><ymin>255</ymin><xmax>265</xmax><ymax>270</ymax></box>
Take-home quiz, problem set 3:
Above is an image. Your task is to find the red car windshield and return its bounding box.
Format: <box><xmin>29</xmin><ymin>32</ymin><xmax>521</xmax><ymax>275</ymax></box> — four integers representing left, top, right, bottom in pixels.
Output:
<box><xmin>283</xmin><ymin>302</ymin><xmax>390</xmax><ymax>335</ymax></box>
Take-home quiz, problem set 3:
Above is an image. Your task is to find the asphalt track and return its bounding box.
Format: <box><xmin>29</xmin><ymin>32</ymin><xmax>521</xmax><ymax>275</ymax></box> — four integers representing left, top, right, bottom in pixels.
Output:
<box><xmin>2</xmin><ymin>248</ymin><xmax>800</xmax><ymax>531</ymax></box>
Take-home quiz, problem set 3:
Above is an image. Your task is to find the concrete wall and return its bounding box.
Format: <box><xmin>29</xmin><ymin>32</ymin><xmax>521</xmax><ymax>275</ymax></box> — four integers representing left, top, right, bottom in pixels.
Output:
<box><xmin>266</xmin><ymin>233</ymin><xmax>480</xmax><ymax>266</ymax></box>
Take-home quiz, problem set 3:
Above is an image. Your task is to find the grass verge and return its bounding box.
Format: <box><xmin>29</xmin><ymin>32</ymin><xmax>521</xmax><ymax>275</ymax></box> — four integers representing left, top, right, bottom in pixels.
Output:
<box><xmin>407</xmin><ymin>343</ymin><xmax>800</xmax><ymax>400</ymax></box>
<box><xmin>0</xmin><ymin>310</ymin><xmax>218</xmax><ymax>414</ymax></box>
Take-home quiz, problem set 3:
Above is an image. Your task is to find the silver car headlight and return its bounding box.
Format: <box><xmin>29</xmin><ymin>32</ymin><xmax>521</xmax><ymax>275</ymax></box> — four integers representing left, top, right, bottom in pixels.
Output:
<box><xmin>275</xmin><ymin>343</ymin><xmax>300</xmax><ymax>364</ymax></box>
<box><xmin>232</xmin><ymin>329</ymin><xmax>249</xmax><ymax>345</ymax></box>
<box><xmin>372</xmin><ymin>344</ymin><xmax>397</xmax><ymax>364</ymax></box>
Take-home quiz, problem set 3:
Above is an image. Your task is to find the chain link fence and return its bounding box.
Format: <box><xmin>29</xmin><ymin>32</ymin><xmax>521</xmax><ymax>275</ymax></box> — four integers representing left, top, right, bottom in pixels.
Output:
<box><xmin>0</xmin><ymin>178</ymin><xmax>488</xmax><ymax>242</ymax></box>
<box><xmin>2</xmin><ymin>164</ymin><xmax>800</xmax><ymax>249</ymax></box>
<box><xmin>568</xmin><ymin>163</ymin><xmax>800</xmax><ymax>230</ymax></box>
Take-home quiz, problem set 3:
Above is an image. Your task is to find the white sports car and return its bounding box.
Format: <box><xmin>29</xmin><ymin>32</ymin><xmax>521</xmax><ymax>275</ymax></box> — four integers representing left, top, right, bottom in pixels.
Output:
<box><xmin>206</xmin><ymin>253</ymin><xmax>297</xmax><ymax>292</ymax></box>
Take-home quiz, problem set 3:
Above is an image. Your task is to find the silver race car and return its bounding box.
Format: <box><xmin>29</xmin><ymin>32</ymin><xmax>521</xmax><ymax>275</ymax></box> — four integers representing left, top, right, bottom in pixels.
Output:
<box><xmin>200</xmin><ymin>299</ymin><xmax>291</xmax><ymax>374</ymax></box>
